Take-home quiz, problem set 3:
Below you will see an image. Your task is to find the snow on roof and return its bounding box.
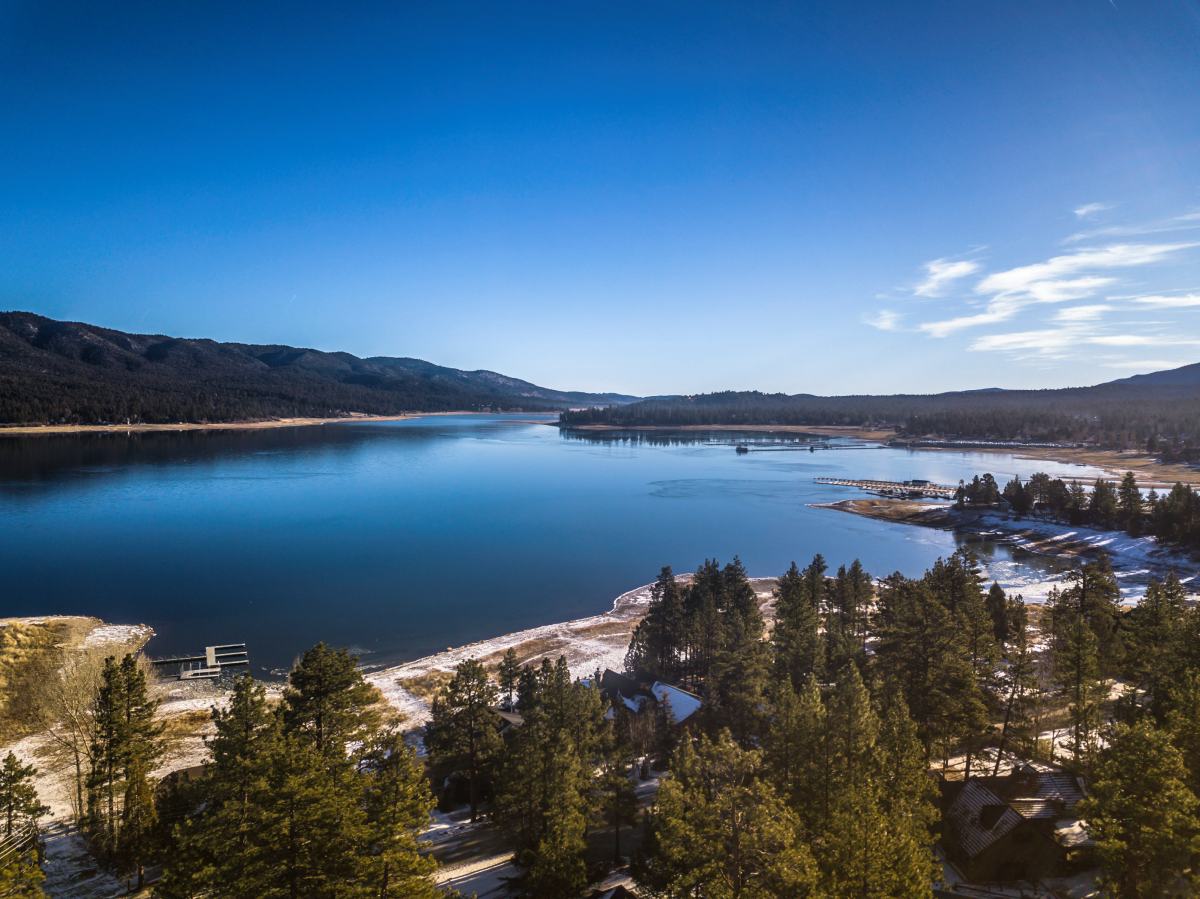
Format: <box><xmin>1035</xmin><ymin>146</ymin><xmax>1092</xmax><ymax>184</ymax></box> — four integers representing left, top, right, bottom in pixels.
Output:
<box><xmin>946</xmin><ymin>781</ymin><xmax>1023</xmax><ymax>859</ymax></box>
<box><xmin>651</xmin><ymin>681</ymin><xmax>701</xmax><ymax>724</ymax></box>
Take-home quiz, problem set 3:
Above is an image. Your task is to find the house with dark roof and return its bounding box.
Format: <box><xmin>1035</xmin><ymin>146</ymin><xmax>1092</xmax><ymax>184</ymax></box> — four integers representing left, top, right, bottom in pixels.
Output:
<box><xmin>597</xmin><ymin>669</ymin><xmax>702</xmax><ymax>725</ymax></box>
<box><xmin>944</xmin><ymin>761</ymin><xmax>1090</xmax><ymax>883</ymax></box>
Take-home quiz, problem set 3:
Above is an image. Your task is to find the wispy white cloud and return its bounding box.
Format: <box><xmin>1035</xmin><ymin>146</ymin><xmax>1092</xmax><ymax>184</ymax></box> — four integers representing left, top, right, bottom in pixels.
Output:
<box><xmin>1065</xmin><ymin>210</ymin><xmax>1200</xmax><ymax>244</ymax></box>
<box><xmin>1131</xmin><ymin>292</ymin><xmax>1200</xmax><ymax>308</ymax></box>
<box><xmin>863</xmin><ymin>309</ymin><xmax>902</xmax><ymax>331</ymax></box>
<box><xmin>919</xmin><ymin>242</ymin><xmax>1196</xmax><ymax>337</ymax></box>
<box><xmin>913</xmin><ymin>258</ymin><xmax>980</xmax><ymax>298</ymax></box>
<box><xmin>971</xmin><ymin>328</ymin><xmax>1200</xmax><ymax>354</ymax></box>
<box><xmin>1074</xmin><ymin>202</ymin><xmax>1113</xmax><ymax>219</ymax></box>
<box><xmin>975</xmin><ymin>243</ymin><xmax>1192</xmax><ymax>296</ymax></box>
<box><xmin>1054</xmin><ymin>304</ymin><xmax>1114</xmax><ymax>322</ymax></box>
<box><xmin>970</xmin><ymin>329</ymin><xmax>1077</xmax><ymax>353</ymax></box>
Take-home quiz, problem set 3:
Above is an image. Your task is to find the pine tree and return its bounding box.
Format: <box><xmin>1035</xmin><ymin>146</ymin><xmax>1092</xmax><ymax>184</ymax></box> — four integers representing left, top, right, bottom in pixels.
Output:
<box><xmin>253</xmin><ymin>730</ymin><xmax>371</xmax><ymax>898</ymax></box>
<box><xmin>1118</xmin><ymin>471</ymin><xmax>1144</xmax><ymax>535</ymax></box>
<box><xmin>426</xmin><ymin>658</ymin><xmax>501</xmax><ymax>822</ymax></box>
<box><xmin>636</xmin><ymin>731</ymin><xmax>820</xmax><ymax>898</ymax></box>
<box><xmin>1047</xmin><ymin>580</ymin><xmax>1108</xmax><ymax>767</ymax></box>
<box><xmin>1082</xmin><ymin>720</ymin><xmax>1200</xmax><ymax>897</ymax></box>
<box><xmin>497</xmin><ymin>648</ymin><xmax>521</xmax><ymax>709</ymax></box>
<box><xmin>283</xmin><ymin>642</ymin><xmax>381</xmax><ymax>758</ymax></box>
<box><xmin>361</xmin><ymin>729</ymin><xmax>438</xmax><ymax>899</ymax></box>
<box><xmin>1089</xmin><ymin>477</ymin><xmax>1120</xmax><ymax>529</ymax></box>
<box><xmin>0</xmin><ymin>752</ymin><xmax>48</xmax><ymax>898</ymax></box>
<box><xmin>993</xmin><ymin>597</ymin><xmax>1037</xmax><ymax>773</ymax></box>
<box><xmin>1168</xmin><ymin>671</ymin><xmax>1200</xmax><ymax>796</ymax></box>
<box><xmin>985</xmin><ymin>582</ymin><xmax>1008</xmax><ymax>643</ymax></box>
<box><xmin>772</xmin><ymin>560</ymin><xmax>824</xmax><ymax>690</ymax></box>
<box><xmin>493</xmin><ymin>657</ymin><xmax>603</xmax><ymax>894</ymax></box>
<box><xmin>1125</xmin><ymin>573</ymin><xmax>1187</xmax><ymax>721</ymax></box>
<box><xmin>819</xmin><ymin>669</ymin><xmax>935</xmax><ymax>897</ymax></box>
<box><xmin>85</xmin><ymin>655</ymin><xmax>125</xmax><ymax>857</ymax></box>
<box><xmin>624</xmin><ymin>566</ymin><xmax>686</xmax><ymax>680</ymax></box>
<box><xmin>0</xmin><ymin>753</ymin><xmax>48</xmax><ymax>840</ymax></box>
<box><xmin>114</xmin><ymin>655</ymin><xmax>161</xmax><ymax>889</ymax></box>
<box><xmin>159</xmin><ymin>673</ymin><xmax>279</xmax><ymax>898</ymax></box>
<box><xmin>764</xmin><ymin>676</ymin><xmax>827</xmax><ymax>835</ymax></box>
<box><xmin>85</xmin><ymin>653</ymin><xmax>162</xmax><ymax>878</ymax></box>
<box><xmin>873</xmin><ymin>578</ymin><xmax>985</xmax><ymax>766</ymax></box>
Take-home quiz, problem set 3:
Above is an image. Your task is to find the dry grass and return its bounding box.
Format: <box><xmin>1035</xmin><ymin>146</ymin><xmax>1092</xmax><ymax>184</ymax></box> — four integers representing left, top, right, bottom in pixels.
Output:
<box><xmin>0</xmin><ymin>617</ymin><xmax>95</xmax><ymax>741</ymax></box>
<box><xmin>396</xmin><ymin>669</ymin><xmax>455</xmax><ymax>703</ymax></box>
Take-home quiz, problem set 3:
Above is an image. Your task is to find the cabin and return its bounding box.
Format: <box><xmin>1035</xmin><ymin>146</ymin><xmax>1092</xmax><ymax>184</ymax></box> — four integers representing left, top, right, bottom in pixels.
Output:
<box><xmin>943</xmin><ymin>761</ymin><xmax>1090</xmax><ymax>883</ymax></box>
<box><xmin>597</xmin><ymin>669</ymin><xmax>702</xmax><ymax>725</ymax></box>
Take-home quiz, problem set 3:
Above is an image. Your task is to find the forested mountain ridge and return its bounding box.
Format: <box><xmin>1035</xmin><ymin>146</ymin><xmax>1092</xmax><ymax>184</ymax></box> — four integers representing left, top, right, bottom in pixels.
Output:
<box><xmin>0</xmin><ymin>311</ymin><xmax>637</xmax><ymax>425</ymax></box>
<box><xmin>559</xmin><ymin>366</ymin><xmax>1200</xmax><ymax>453</ymax></box>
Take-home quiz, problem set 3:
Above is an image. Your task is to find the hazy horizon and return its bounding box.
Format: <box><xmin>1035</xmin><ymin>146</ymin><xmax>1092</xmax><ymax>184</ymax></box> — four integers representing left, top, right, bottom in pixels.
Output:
<box><xmin>4</xmin><ymin>2</ymin><xmax>1199</xmax><ymax>395</ymax></box>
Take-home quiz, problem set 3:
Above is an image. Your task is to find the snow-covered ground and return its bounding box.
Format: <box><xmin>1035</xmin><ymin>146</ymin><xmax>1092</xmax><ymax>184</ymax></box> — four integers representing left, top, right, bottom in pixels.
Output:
<box><xmin>966</xmin><ymin>511</ymin><xmax>1199</xmax><ymax>605</ymax></box>
<box><xmin>366</xmin><ymin>578</ymin><xmax>777</xmax><ymax>728</ymax></box>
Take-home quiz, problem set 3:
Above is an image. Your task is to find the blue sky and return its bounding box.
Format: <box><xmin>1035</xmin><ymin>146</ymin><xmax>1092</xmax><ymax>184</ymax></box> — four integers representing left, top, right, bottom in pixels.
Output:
<box><xmin>3</xmin><ymin>1</ymin><xmax>1199</xmax><ymax>395</ymax></box>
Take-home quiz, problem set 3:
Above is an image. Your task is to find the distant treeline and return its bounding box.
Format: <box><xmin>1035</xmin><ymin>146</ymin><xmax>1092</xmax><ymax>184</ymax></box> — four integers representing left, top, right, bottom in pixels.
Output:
<box><xmin>960</xmin><ymin>470</ymin><xmax>1200</xmax><ymax>552</ymax></box>
<box><xmin>0</xmin><ymin>312</ymin><xmax>631</xmax><ymax>425</ymax></box>
<box><xmin>559</xmin><ymin>388</ymin><xmax>1200</xmax><ymax>455</ymax></box>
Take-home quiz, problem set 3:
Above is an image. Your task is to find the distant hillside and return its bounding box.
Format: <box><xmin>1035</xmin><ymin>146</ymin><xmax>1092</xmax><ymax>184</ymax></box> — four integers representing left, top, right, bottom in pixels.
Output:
<box><xmin>0</xmin><ymin>312</ymin><xmax>637</xmax><ymax>425</ymax></box>
<box><xmin>1106</xmin><ymin>361</ymin><xmax>1200</xmax><ymax>388</ymax></box>
<box><xmin>559</xmin><ymin>364</ymin><xmax>1200</xmax><ymax>455</ymax></box>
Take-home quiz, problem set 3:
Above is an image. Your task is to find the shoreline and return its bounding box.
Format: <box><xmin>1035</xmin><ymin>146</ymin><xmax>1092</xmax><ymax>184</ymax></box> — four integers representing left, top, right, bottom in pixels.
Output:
<box><xmin>821</xmin><ymin>497</ymin><xmax>1200</xmax><ymax>604</ymax></box>
<box><xmin>560</xmin><ymin>423</ymin><xmax>896</xmax><ymax>441</ymax></box>
<box><xmin>0</xmin><ymin>411</ymin><xmax>498</xmax><ymax>437</ymax></box>
<box><xmin>562</xmin><ymin>422</ymin><xmax>1200</xmax><ymax>486</ymax></box>
<box><xmin>365</xmin><ymin>577</ymin><xmax>780</xmax><ymax>728</ymax></box>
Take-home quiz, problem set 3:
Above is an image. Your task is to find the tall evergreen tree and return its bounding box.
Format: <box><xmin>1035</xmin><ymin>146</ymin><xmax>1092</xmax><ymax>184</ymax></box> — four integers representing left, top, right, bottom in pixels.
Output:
<box><xmin>1124</xmin><ymin>573</ymin><xmax>1188</xmax><ymax>722</ymax></box>
<box><xmin>283</xmin><ymin>643</ymin><xmax>381</xmax><ymax>758</ymax></box>
<box><xmin>1082</xmin><ymin>720</ymin><xmax>1200</xmax><ymax>897</ymax></box>
<box><xmin>497</xmin><ymin>648</ymin><xmax>521</xmax><ymax>709</ymax></box>
<box><xmin>0</xmin><ymin>753</ymin><xmax>48</xmax><ymax>841</ymax></box>
<box><xmin>1048</xmin><ymin>585</ymin><xmax>1104</xmax><ymax>767</ymax></box>
<box><xmin>493</xmin><ymin>656</ymin><xmax>604</xmax><ymax>896</ymax></box>
<box><xmin>426</xmin><ymin>658</ymin><xmax>501</xmax><ymax>822</ymax></box>
<box><xmin>624</xmin><ymin>566</ymin><xmax>686</xmax><ymax>681</ymax></box>
<box><xmin>0</xmin><ymin>752</ymin><xmax>47</xmax><ymax>899</ymax></box>
<box><xmin>772</xmin><ymin>560</ymin><xmax>824</xmax><ymax>691</ymax></box>
<box><xmin>361</xmin><ymin>729</ymin><xmax>438</xmax><ymax>899</ymax></box>
<box><xmin>636</xmin><ymin>731</ymin><xmax>820</xmax><ymax>898</ymax></box>
<box><xmin>1118</xmin><ymin>471</ymin><xmax>1144</xmax><ymax>535</ymax></box>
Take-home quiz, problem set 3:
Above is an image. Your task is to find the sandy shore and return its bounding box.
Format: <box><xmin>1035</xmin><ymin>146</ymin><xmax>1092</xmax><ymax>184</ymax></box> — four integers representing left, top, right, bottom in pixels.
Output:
<box><xmin>365</xmin><ymin>577</ymin><xmax>780</xmax><ymax>728</ymax></box>
<box><xmin>0</xmin><ymin>413</ymin><xmax>435</xmax><ymax>437</ymax></box>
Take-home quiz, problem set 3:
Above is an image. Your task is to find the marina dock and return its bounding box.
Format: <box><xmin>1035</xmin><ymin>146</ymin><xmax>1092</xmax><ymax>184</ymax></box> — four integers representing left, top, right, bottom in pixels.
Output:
<box><xmin>815</xmin><ymin>477</ymin><xmax>957</xmax><ymax>499</ymax></box>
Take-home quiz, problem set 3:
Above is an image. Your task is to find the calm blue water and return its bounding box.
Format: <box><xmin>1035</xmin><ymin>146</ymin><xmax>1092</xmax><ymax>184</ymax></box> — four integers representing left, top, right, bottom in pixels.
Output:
<box><xmin>0</xmin><ymin>414</ymin><xmax>1104</xmax><ymax>673</ymax></box>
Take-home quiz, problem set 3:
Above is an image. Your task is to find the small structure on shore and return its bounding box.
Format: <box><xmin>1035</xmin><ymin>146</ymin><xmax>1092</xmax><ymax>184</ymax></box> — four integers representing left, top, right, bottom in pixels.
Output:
<box><xmin>151</xmin><ymin>643</ymin><xmax>249</xmax><ymax>680</ymax></box>
<box><xmin>816</xmin><ymin>476</ymin><xmax>957</xmax><ymax>499</ymax></box>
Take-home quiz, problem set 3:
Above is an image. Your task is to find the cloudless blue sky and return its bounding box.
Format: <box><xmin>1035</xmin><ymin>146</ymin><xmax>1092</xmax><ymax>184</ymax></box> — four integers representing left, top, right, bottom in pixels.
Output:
<box><xmin>3</xmin><ymin>1</ymin><xmax>1200</xmax><ymax>394</ymax></box>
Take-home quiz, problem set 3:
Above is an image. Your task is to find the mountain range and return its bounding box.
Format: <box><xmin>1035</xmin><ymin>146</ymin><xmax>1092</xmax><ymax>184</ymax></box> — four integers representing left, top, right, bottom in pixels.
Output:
<box><xmin>0</xmin><ymin>312</ymin><xmax>636</xmax><ymax>425</ymax></box>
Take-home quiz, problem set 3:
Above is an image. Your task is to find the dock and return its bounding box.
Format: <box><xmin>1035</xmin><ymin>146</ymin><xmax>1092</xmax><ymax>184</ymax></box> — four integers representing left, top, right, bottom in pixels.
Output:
<box><xmin>151</xmin><ymin>643</ymin><xmax>250</xmax><ymax>680</ymax></box>
<box><xmin>815</xmin><ymin>477</ymin><xmax>957</xmax><ymax>499</ymax></box>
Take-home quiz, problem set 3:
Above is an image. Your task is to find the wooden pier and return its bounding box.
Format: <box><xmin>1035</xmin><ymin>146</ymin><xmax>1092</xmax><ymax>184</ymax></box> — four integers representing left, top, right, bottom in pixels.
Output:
<box><xmin>815</xmin><ymin>477</ymin><xmax>957</xmax><ymax>499</ymax></box>
<box><xmin>152</xmin><ymin>643</ymin><xmax>250</xmax><ymax>680</ymax></box>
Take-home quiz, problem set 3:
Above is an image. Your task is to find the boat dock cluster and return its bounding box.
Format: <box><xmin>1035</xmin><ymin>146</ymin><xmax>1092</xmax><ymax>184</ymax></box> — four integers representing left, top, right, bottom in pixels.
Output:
<box><xmin>815</xmin><ymin>476</ymin><xmax>957</xmax><ymax>499</ymax></box>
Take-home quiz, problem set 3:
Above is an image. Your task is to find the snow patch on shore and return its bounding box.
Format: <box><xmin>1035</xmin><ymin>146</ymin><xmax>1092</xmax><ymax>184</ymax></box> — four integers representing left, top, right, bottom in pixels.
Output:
<box><xmin>969</xmin><ymin>512</ymin><xmax>1200</xmax><ymax>604</ymax></box>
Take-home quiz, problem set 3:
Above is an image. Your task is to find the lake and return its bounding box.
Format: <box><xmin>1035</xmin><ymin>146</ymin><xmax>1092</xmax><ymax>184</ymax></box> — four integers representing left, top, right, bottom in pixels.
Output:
<box><xmin>0</xmin><ymin>414</ymin><xmax>1105</xmax><ymax>674</ymax></box>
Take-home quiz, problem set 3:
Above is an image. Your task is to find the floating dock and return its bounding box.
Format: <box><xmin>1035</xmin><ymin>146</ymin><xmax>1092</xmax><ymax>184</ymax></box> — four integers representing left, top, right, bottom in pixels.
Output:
<box><xmin>815</xmin><ymin>477</ymin><xmax>957</xmax><ymax>499</ymax></box>
<box><xmin>151</xmin><ymin>643</ymin><xmax>250</xmax><ymax>680</ymax></box>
